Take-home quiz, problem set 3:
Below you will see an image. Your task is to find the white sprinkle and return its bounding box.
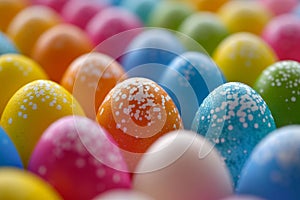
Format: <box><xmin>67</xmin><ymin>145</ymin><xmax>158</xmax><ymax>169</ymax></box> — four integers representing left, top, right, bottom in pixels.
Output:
<box><xmin>254</xmin><ymin>123</ymin><xmax>259</xmax><ymax>129</ymax></box>
<box><xmin>38</xmin><ymin>166</ymin><xmax>47</xmax><ymax>175</ymax></box>
<box><xmin>228</xmin><ymin>125</ymin><xmax>233</xmax><ymax>131</ymax></box>
<box><xmin>23</xmin><ymin>114</ymin><xmax>28</xmax><ymax>119</ymax></box>
<box><xmin>56</xmin><ymin>105</ymin><xmax>62</xmax><ymax>110</ymax></box>
<box><xmin>291</xmin><ymin>97</ymin><xmax>297</xmax><ymax>102</ymax></box>
<box><xmin>116</xmin><ymin>123</ymin><xmax>121</xmax><ymax>129</ymax></box>
<box><xmin>18</xmin><ymin>112</ymin><xmax>22</xmax><ymax>117</ymax></box>
<box><xmin>8</xmin><ymin>118</ymin><xmax>12</xmax><ymax>124</ymax></box>
<box><xmin>32</xmin><ymin>104</ymin><xmax>37</xmax><ymax>110</ymax></box>
<box><xmin>115</xmin><ymin>111</ymin><xmax>120</xmax><ymax>116</ymax></box>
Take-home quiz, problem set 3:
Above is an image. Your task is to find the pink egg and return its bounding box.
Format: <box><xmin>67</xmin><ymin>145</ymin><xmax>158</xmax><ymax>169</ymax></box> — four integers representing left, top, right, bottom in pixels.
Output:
<box><xmin>61</xmin><ymin>0</ymin><xmax>106</xmax><ymax>29</ymax></box>
<box><xmin>30</xmin><ymin>0</ymin><xmax>69</xmax><ymax>12</ymax></box>
<box><xmin>259</xmin><ymin>0</ymin><xmax>298</xmax><ymax>16</ymax></box>
<box><xmin>262</xmin><ymin>14</ymin><xmax>300</xmax><ymax>62</ymax></box>
<box><xmin>28</xmin><ymin>116</ymin><xmax>131</xmax><ymax>200</ymax></box>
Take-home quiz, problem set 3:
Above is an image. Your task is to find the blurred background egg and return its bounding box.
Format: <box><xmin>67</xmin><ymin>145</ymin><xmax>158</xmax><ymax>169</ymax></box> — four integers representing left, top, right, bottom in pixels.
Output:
<box><xmin>96</xmin><ymin>77</ymin><xmax>182</xmax><ymax>171</ymax></box>
<box><xmin>61</xmin><ymin>52</ymin><xmax>126</xmax><ymax>119</ymax></box>
<box><xmin>237</xmin><ymin>125</ymin><xmax>300</xmax><ymax>200</ymax></box>
<box><xmin>258</xmin><ymin>0</ymin><xmax>298</xmax><ymax>16</ymax></box>
<box><xmin>6</xmin><ymin>5</ymin><xmax>61</xmax><ymax>56</ymax></box>
<box><xmin>0</xmin><ymin>126</ymin><xmax>23</xmax><ymax>168</ymax></box>
<box><xmin>0</xmin><ymin>168</ymin><xmax>62</xmax><ymax>199</ymax></box>
<box><xmin>186</xmin><ymin>0</ymin><xmax>228</xmax><ymax>12</ymax></box>
<box><xmin>0</xmin><ymin>80</ymin><xmax>85</xmax><ymax>166</ymax></box>
<box><xmin>213</xmin><ymin>32</ymin><xmax>277</xmax><ymax>86</ymax></box>
<box><xmin>93</xmin><ymin>189</ymin><xmax>154</xmax><ymax>200</ymax></box>
<box><xmin>28</xmin><ymin>116</ymin><xmax>130</xmax><ymax>200</ymax></box>
<box><xmin>0</xmin><ymin>31</ymin><xmax>19</xmax><ymax>55</ymax></box>
<box><xmin>262</xmin><ymin>14</ymin><xmax>300</xmax><ymax>62</ymax></box>
<box><xmin>220</xmin><ymin>196</ymin><xmax>265</xmax><ymax>200</ymax></box>
<box><xmin>0</xmin><ymin>54</ymin><xmax>48</xmax><ymax>116</ymax></box>
<box><xmin>133</xmin><ymin>130</ymin><xmax>233</xmax><ymax>200</ymax></box>
<box><xmin>32</xmin><ymin>24</ymin><xmax>93</xmax><ymax>82</ymax></box>
<box><xmin>192</xmin><ymin>82</ymin><xmax>276</xmax><ymax>185</ymax></box>
<box><xmin>254</xmin><ymin>61</ymin><xmax>300</xmax><ymax>127</ymax></box>
<box><xmin>30</xmin><ymin>0</ymin><xmax>68</xmax><ymax>13</ymax></box>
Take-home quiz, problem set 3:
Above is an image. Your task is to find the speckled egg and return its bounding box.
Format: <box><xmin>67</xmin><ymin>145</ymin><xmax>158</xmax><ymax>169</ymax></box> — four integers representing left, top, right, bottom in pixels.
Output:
<box><xmin>96</xmin><ymin>77</ymin><xmax>183</xmax><ymax>171</ymax></box>
<box><xmin>237</xmin><ymin>125</ymin><xmax>300</xmax><ymax>200</ymax></box>
<box><xmin>192</xmin><ymin>82</ymin><xmax>276</xmax><ymax>185</ymax></box>
<box><xmin>0</xmin><ymin>54</ymin><xmax>48</xmax><ymax>116</ymax></box>
<box><xmin>254</xmin><ymin>61</ymin><xmax>300</xmax><ymax>127</ymax></box>
<box><xmin>0</xmin><ymin>32</ymin><xmax>19</xmax><ymax>55</ymax></box>
<box><xmin>28</xmin><ymin>116</ymin><xmax>131</xmax><ymax>200</ymax></box>
<box><xmin>213</xmin><ymin>32</ymin><xmax>277</xmax><ymax>86</ymax></box>
<box><xmin>93</xmin><ymin>189</ymin><xmax>154</xmax><ymax>200</ymax></box>
<box><xmin>0</xmin><ymin>80</ymin><xmax>85</xmax><ymax>166</ymax></box>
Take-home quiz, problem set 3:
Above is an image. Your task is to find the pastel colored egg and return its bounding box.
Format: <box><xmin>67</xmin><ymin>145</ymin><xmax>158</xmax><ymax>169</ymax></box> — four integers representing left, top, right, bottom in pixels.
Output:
<box><xmin>179</xmin><ymin>12</ymin><xmax>229</xmax><ymax>55</ymax></box>
<box><xmin>0</xmin><ymin>127</ymin><xmax>23</xmax><ymax>168</ymax></box>
<box><xmin>187</xmin><ymin>0</ymin><xmax>228</xmax><ymax>12</ymax></box>
<box><xmin>7</xmin><ymin>5</ymin><xmax>61</xmax><ymax>56</ymax></box>
<box><xmin>96</xmin><ymin>78</ymin><xmax>183</xmax><ymax>171</ymax></box>
<box><xmin>213</xmin><ymin>32</ymin><xmax>277</xmax><ymax>86</ymax></box>
<box><xmin>0</xmin><ymin>168</ymin><xmax>62</xmax><ymax>199</ymax></box>
<box><xmin>0</xmin><ymin>54</ymin><xmax>48</xmax><ymax>116</ymax></box>
<box><xmin>237</xmin><ymin>125</ymin><xmax>300</xmax><ymax>200</ymax></box>
<box><xmin>93</xmin><ymin>189</ymin><xmax>154</xmax><ymax>200</ymax></box>
<box><xmin>262</xmin><ymin>14</ymin><xmax>300</xmax><ymax>62</ymax></box>
<box><xmin>259</xmin><ymin>0</ymin><xmax>298</xmax><ymax>16</ymax></box>
<box><xmin>218</xmin><ymin>0</ymin><xmax>272</xmax><ymax>35</ymax></box>
<box><xmin>0</xmin><ymin>80</ymin><xmax>85</xmax><ymax>166</ymax></box>
<box><xmin>61</xmin><ymin>0</ymin><xmax>106</xmax><ymax>30</ymax></box>
<box><xmin>0</xmin><ymin>31</ymin><xmax>19</xmax><ymax>55</ymax></box>
<box><xmin>30</xmin><ymin>0</ymin><xmax>68</xmax><ymax>12</ymax></box>
<box><xmin>61</xmin><ymin>52</ymin><xmax>126</xmax><ymax>119</ymax></box>
<box><xmin>192</xmin><ymin>82</ymin><xmax>276</xmax><ymax>185</ymax></box>
<box><xmin>221</xmin><ymin>196</ymin><xmax>265</xmax><ymax>200</ymax></box>
<box><xmin>0</xmin><ymin>0</ymin><xmax>27</xmax><ymax>32</ymax></box>
<box><xmin>254</xmin><ymin>61</ymin><xmax>300</xmax><ymax>127</ymax></box>
<box><xmin>159</xmin><ymin>52</ymin><xmax>226</xmax><ymax>129</ymax></box>
<box><xmin>133</xmin><ymin>130</ymin><xmax>233</xmax><ymax>200</ymax></box>
<box><xmin>32</xmin><ymin>24</ymin><xmax>93</xmax><ymax>82</ymax></box>
<box><xmin>148</xmin><ymin>1</ymin><xmax>195</xmax><ymax>30</ymax></box>
<box><xmin>28</xmin><ymin>116</ymin><xmax>130</xmax><ymax>200</ymax></box>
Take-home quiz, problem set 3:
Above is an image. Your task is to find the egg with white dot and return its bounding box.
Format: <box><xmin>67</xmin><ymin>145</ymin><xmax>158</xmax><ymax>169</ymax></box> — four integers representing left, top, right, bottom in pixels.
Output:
<box><xmin>254</xmin><ymin>60</ymin><xmax>300</xmax><ymax>127</ymax></box>
<box><xmin>28</xmin><ymin>116</ymin><xmax>131</xmax><ymax>200</ymax></box>
<box><xmin>192</xmin><ymin>82</ymin><xmax>276</xmax><ymax>185</ymax></box>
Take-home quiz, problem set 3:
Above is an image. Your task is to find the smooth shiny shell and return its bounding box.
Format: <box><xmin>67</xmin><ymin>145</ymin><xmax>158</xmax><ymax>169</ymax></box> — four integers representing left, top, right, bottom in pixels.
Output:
<box><xmin>0</xmin><ymin>54</ymin><xmax>48</xmax><ymax>116</ymax></box>
<box><xmin>213</xmin><ymin>32</ymin><xmax>277</xmax><ymax>86</ymax></box>
<box><xmin>133</xmin><ymin>130</ymin><xmax>233</xmax><ymax>200</ymax></box>
<box><xmin>28</xmin><ymin>116</ymin><xmax>131</xmax><ymax>200</ymax></box>
<box><xmin>0</xmin><ymin>168</ymin><xmax>62</xmax><ymax>199</ymax></box>
<box><xmin>254</xmin><ymin>61</ymin><xmax>300</xmax><ymax>127</ymax></box>
<box><xmin>0</xmin><ymin>80</ymin><xmax>85</xmax><ymax>166</ymax></box>
<box><xmin>0</xmin><ymin>0</ymin><xmax>26</xmax><ymax>31</ymax></box>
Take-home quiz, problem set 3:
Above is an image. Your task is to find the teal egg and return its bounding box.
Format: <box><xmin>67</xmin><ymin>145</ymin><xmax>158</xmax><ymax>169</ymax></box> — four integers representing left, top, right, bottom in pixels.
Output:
<box><xmin>0</xmin><ymin>32</ymin><xmax>18</xmax><ymax>55</ymax></box>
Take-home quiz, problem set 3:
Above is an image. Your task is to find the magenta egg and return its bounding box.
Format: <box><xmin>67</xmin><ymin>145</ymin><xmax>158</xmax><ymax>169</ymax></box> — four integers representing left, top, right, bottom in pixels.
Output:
<box><xmin>30</xmin><ymin>0</ymin><xmax>69</xmax><ymax>12</ymax></box>
<box><xmin>28</xmin><ymin>116</ymin><xmax>131</xmax><ymax>200</ymax></box>
<box><xmin>259</xmin><ymin>0</ymin><xmax>298</xmax><ymax>16</ymax></box>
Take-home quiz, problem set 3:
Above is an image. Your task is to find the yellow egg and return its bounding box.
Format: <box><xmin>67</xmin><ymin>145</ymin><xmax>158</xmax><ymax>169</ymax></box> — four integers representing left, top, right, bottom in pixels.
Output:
<box><xmin>0</xmin><ymin>168</ymin><xmax>62</xmax><ymax>199</ymax></box>
<box><xmin>0</xmin><ymin>80</ymin><xmax>85</xmax><ymax>166</ymax></box>
<box><xmin>0</xmin><ymin>54</ymin><xmax>48</xmax><ymax>117</ymax></box>
<box><xmin>213</xmin><ymin>32</ymin><xmax>277</xmax><ymax>86</ymax></box>
<box><xmin>7</xmin><ymin>5</ymin><xmax>61</xmax><ymax>56</ymax></box>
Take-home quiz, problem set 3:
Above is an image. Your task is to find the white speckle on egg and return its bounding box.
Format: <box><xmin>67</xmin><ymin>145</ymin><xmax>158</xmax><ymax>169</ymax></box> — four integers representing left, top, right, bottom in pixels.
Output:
<box><xmin>38</xmin><ymin>165</ymin><xmax>47</xmax><ymax>175</ymax></box>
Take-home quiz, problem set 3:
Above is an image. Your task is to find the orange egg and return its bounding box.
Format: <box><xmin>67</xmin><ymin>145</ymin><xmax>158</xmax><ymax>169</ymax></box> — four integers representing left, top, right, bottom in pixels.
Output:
<box><xmin>31</xmin><ymin>24</ymin><xmax>93</xmax><ymax>82</ymax></box>
<box><xmin>0</xmin><ymin>0</ymin><xmax>27</xmax><ymax>32</ymax></box>
<box><xmin>7</xmin><ymin>5</ymin><xmax>61</xmax><ymax>56</ymax></box>
<box><xmin>61</xmin><ymin>52</ymin><xmax>126</xmax><ymax>119</ymax></box>
<box><xmin>96</xmin><ymin>78</ymin><xmax>183</xmax><ymax>171</ymax></box>
<box><xmin>187</xmin><ymin>0</ymin><xmax>228</xmax><ymax>12</ymax></box>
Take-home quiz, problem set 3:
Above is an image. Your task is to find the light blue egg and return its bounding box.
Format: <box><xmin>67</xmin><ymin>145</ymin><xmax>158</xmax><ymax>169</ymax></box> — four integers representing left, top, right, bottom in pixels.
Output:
<box><xmin>192</xmin><ymin>82</ymin><xmax>276</xmax><ymax>186</ymax></box>
<box><xmin>0</xmin><ymin>32</ymin><xmax>18</xmax><ymax>55</ymax></box>
<box><xmin>0</xmin><ymin>127</ymin><xmax>23</xmax><ymax>168</ymax></box>
<box><xmin>237</xmin><ymin>125</ymin><xmax>300</xmax><ymax>200</ymax></box>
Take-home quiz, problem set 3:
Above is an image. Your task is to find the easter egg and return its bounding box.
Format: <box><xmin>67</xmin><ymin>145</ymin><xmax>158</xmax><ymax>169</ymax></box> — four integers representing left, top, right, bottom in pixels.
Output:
<box><xmin>96</xmin><ymin>77</ymin><xmax>183</xmax><ymax>171</ymax></box>
<box><xmin>0</xmin><ymin>54</ymin><xmax>48</xmax><ymax>116</ymax></box>
<box><xmin>0</xmin><ymin>31</ymin><xmax>18</xmax><ymax>55</ymax></box>
<box><xmin>159</xmin><ymin>51</ymin><xmax>226</xmax><ymax>129</ymax></box>
<box><xmin>192</xmin><ymin>82</ymin><xmax>276</xmax><ymax>185</ymax></box>
<box><xmin>93</xmin><ymin>189</ymin><xmax>154</xmax><ymax>200</ymax></box>
<box><xmin>0</xmin><ymin>80</ymin><xmax>85</xmax><ymax>166</ymax></box>
<box><xmin>32</xmin><ymin>24</ymin><xmax>93</xmax><ymax>82</ymax></box>
<box><xmin>259</xmin><ymin>0</ymin><xmax>298</xmax><ymax>16</ymax></box>
<box><xmin>133</xmin><ymin>130</ymin><xmax>233</xmax><ymax>200</ymax></box>
<box><xmin>61</xmin><ymin>0</ymin><xmax>106</xmax><ymax>30</ymax></box>
<box><xmin>61</xmin><ymin>52</ymin><xmax>126</xmax><ymax>119</ymax></box>
<box><xmin>31</xmin><ymin>0</ymin><xmax>68</xmax><ymax>12</ymax></box>
<box><xmin>0</xmin><ymin>0</ymin><xmax>26</xmax><ymax>31</ymax></box>
<box><xmin>254</xmin><ymin>61</ymin><xmax>300</xmax><ymax>127</ymax></box>
<box><xmin>237</xmin><ymin>125</ymin><xmax>300</xmax><ymax>200</ymax></box>
<box><xmin>179</xmin><ymin>12</ymin><xmax>229</xmax><ymax>55</ymax></box>
<box><xmin>148</xmin><ymin>1</ymin><xmax>195</xmax><ymax>31</ymax></box>
<box><xmin>221</xmin><ymin>196</ymin><xmax>265</xmax><ymax>200</ymax></box>
<box><xmin>262</xmin><ymin>14</ymin><xmax>300</xmax><ymax>62</ymax></box>
<box><xmin>213</xmin><ymin>32</ymin><xmax>277</xmax><ymax>86</ymax></box>
<box><xmin>28</xmin><ymin>116</ymin><xmax>130</xmax><ymax>200</ymax></box>
<box><xmin>218</xmin><ymin>0</ymin><xmax>272</xmax><ymax>35</ymax></box>
<box><xmin>0</xmin><ymin>168</ymin><xmax>62</xmax><ymax>199</ymax></box>
<box><xmin>0</xmin><ymin>127</ymin><xmax>23</xmax><ymax>168</ymax></box>
<box><xmin>187</xmin><ymin>0</ymin><xmax>228</xmax><ymax>12</ymax></box>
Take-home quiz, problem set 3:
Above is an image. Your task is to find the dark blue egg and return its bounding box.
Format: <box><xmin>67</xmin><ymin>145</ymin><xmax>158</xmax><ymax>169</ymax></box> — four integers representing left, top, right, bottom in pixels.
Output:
<box><xmin>0</xmin><ymin>32</ymin><xmax>18</xmax><ymax>55</ymax></box>
<box><xmin>238</xmin><ymin>125</ymin><xmax>300</xmax><ymax>200</ymax></box>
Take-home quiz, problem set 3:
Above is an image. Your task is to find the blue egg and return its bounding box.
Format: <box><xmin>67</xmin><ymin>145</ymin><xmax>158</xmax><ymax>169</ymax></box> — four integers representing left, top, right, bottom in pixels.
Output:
<box><xmin>237</xmin><ymin>125</ymin><xmax>300</xmax><ymax>200</ymax></box>
<box><xmin>192</xmin><ymin>82</ymin><xmax>276</xmax><ymax>186</ymax></box>
<box><xmin>0</xmin><ymin>127</ymin><xmax>23</xmax><ymax>168</ymax></box>
<box><xmin>0</xmin><ymin>32</ymin><xmax>18</xmax><ymax>55</ymax></box>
